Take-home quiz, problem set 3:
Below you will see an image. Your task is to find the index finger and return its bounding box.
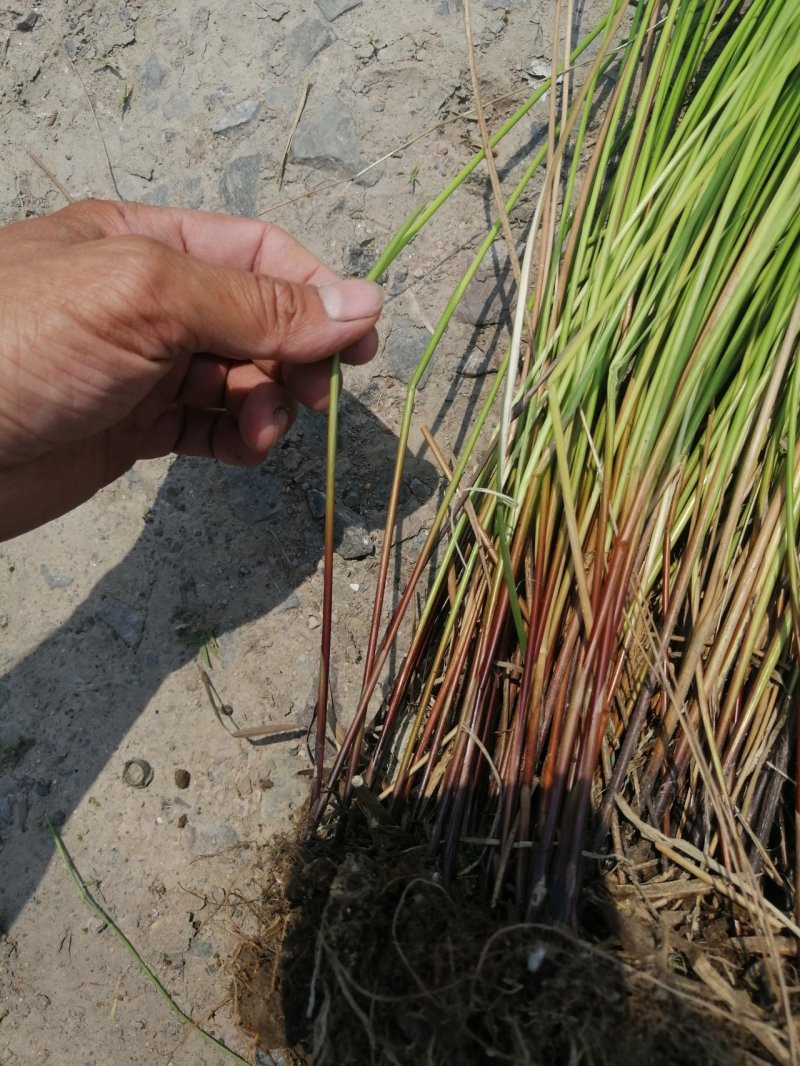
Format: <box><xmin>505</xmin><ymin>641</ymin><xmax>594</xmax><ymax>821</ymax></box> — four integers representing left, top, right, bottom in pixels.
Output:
<box><xmin>7</xmin><ymin>200</ymin><xmax>342</xmax><ymax>288</ymax></box>
<box><xmin>119</xmin><ymin>202</ymin><xmax>341</xmax><ymax>287</ymax></box>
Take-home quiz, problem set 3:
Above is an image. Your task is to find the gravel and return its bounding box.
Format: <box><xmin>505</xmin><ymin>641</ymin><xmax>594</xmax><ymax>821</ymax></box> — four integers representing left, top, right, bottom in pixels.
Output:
<box><xmin>290</xmin><ymin>93</ymin><xmax>380</xmax><ymax>186</ymax></box>
<box><xmin>211</xmin><ymin>97</ymin><xmax>262</xmax><ymax>133</ymax></box>
<box><xmin>218</xmin><ymin>153</ymin><xmax>263</xmax><ymax>217</ymax></box>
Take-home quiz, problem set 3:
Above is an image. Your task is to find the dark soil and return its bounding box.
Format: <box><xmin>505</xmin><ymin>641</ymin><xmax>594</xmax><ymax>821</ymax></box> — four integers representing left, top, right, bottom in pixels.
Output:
<box><xmin>234</xmin><ymin>818</ymin><xmax>770</xmax><ymax>1066</ymax></box>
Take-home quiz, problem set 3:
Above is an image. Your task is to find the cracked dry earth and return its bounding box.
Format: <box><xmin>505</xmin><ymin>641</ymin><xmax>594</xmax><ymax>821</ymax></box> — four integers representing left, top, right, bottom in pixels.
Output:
<box><xmin>0</xmin><ymin>0</ymin><xmax>605</xmax><ymax>1062</ymax></box>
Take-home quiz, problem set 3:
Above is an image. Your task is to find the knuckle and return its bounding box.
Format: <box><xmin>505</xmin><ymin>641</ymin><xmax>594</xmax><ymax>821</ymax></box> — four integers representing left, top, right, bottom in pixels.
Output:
<box><xmin>115</xmin><ymin>235</ymin><xmax>167</xmax><ymax>290</ymax></box>
<box><xmin>57</xmin><ymin>199</ymin><xmax>126</xmax><ymax>239</ymax></box>
<box><xmin>256</xmin><ymin>277</ymin><xmax>304</xmax><ymax>346</ymax></box>
<box><xmin>90</xmin><ymin>236</ymin><xmax>178</xmax><ymax>352</ymax></box>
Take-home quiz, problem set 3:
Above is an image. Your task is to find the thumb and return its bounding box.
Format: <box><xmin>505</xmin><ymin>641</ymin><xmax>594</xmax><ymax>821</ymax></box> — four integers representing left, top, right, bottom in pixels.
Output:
<box><xmin>108</xmin><ymin>236</ymin><xmax>384</xmax><ymax>364</ymax></box>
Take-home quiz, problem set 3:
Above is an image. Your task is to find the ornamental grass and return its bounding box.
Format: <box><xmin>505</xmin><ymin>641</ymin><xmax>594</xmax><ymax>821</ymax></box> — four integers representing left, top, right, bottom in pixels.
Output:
<box><xmin>294</xmin><ymin>1</ymin><xmax>800</xmax><ymax>1059</ymax></box>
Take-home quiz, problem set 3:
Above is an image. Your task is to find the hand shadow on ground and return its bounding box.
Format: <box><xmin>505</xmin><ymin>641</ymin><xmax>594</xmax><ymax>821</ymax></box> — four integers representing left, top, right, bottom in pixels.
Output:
<box><xmin>0</xmin><ymin>391</ymin><xmax>438</xmax><ymax>929</ymax></box>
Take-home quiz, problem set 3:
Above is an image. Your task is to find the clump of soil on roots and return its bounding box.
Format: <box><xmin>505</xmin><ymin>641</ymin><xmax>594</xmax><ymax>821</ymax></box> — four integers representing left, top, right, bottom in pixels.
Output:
<box><xmin>231</xmin><ymin>818</ymin><xmax>775</xmax><ymax>1066</ymax></box>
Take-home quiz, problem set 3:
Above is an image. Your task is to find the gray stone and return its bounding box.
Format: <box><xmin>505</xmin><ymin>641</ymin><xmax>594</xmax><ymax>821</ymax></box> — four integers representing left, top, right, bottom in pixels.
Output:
<box><xmin>387</xmin><ymin>265</ymin><xmax>408</xmax><ymax>296</ymax></box>
<box><xmin>218</xmin><ymin>153</ymin><xmax>262</xmax><ymax>217</ymax></box>
<box><xmin>143</xmin><ymin>176</ymin><xmax>204</xmax><ymax>211</ymax></box>
<box><xmin>334</xmin><ymin>504</ymin><xmax>373</xmax><ymax>560</ymax></box>
<box><xmin>287</xmin><ymin>17</ymin><xmax>335</xmax><ymax>67</ymax></box>
<box><xmin>176</xmin><ymin>176</ymin><xmax>204</xmax><ymax>209</ymax></box>
<box><xmin>304</xmin><ymin>490</ymin><xmax>372</xmax><ymax>559</ymax></box>
<box><xmin>188</xmin><ymin>939</ymin><xmax>213</xmax><ymax>957</ymax></box>
<box><xmin>346</xmin><ymin>242</ymin><xmax>373</xmax><ymax>274</ymax></box>
<box><xmin>306</xmin><ymin>488</ymin><xmax>327</xmax><ymax>520</ymax></box>
<box><xmin>226</xmin><ymin>468</ymin><xmax>283</xmax><ymax>522</ymax></box>
<box><xmin>386</xmin><ymin>321</ymin><xmax>432</xmax><ymax>387</ymax></box>
<box><xmin>315</xmin><ymin>0</ymin><xmax>362</xmax><ymax>19</ymax></box>
<box><xmin>211</xmin><ymin>98</ymin><xmax>262</xmax><ymax>134</ymax></box>
<box><xmin>290</xmin><ymin>94</ymin><xmax>379</xmax><ymax>186</ymax></box>
<box><xmin>40</xmin><ymin>564</ymin><xmax>73</xmax><ymax>590</ymax></box>
<box><xmin>454</xmin><ymin>252</ymin><xmax>513</xmax><ymax>326</ymax></box>
<box><xmin>137</xmin><ymin>54</ymin><xmax>165</xmax><ymax>93</ymax></box>
<box><xmin>96</xmin><ymin>595</ymin><xmax>146</xmax><ymax>648</ymax></box>
<box><xmin>410</xmin><ymin>477</ymin><xmax>434</xmax><ymax>500</ymax></box>
<box><xmin>162</xmin><ymin>90</ymin><xmax>192</xmax><ymax>120</ymax></box>
<box><xmin>458</xmin><ymin>348</ymin><xmax>496</xmax><ymax>377</ymax></box>
<box><xmin>272</xmin><ymin>591</ymin><xmax>300</xmax><ymax>615</ymax></box>
<box><xmin>374</xmin><ymin>469</ymin><xmax>410</xmax><ymax>506</ymax></box>
<box><xmin>16</xmin><ymin>11</ymin><xmax>39</xmax><ymax>31</ymax></box>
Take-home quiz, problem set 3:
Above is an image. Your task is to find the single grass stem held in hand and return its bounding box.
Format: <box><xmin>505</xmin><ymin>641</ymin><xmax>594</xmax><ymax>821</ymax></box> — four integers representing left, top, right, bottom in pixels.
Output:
<box><xmin>0</xmin><ymin>200</ymin><xmax>383</xmax><ymax>541</ymax></box>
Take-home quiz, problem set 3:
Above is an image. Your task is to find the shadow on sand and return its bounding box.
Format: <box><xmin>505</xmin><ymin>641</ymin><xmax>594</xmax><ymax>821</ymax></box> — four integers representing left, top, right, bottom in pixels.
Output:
<box><xmin>0</xmin><ymin>391</ymin><xmax>438</xmax><ymax>930</ymax></box>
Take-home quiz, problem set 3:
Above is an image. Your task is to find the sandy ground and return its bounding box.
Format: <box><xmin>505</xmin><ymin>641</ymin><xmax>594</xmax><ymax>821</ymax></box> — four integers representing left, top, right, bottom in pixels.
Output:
<box><xmin>0</xmin><ymin>1</ymin><xmax>603</xmax><ymax>1062</ymax></box>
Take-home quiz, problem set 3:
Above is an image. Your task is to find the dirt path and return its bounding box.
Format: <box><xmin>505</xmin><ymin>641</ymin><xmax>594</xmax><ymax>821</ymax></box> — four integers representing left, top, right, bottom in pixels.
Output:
<box><xmin>0</xmin><ymin>1</ymin><xmax>603</xmax><ymax>1061</ymax></box>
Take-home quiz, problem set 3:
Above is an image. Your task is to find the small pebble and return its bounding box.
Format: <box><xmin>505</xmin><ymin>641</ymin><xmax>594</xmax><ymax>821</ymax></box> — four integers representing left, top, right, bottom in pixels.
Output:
<box><xmin>189</xmin><ymin>940</ymin><xmax>213</xmax><ymax>958</ymax></box>
<box><xmin>174</xmin><ymin>769</ymin><xmax>191</xmax><ymax>790</ymax></box>
<box><xmin>211</xmin><ymin>98</ymin><xmax>262</xmax><ymax>134</ymax></box>
<box><xmin>176</xmin><ymin>813</ymin><xmax>188</xmax><ymax>829</ymax></box>
<box><xmin>458</xmin><ymin>348</ymin><xmax>496</xmax><ymax>377</ymax></box>
<box><xmin>40</xmin><ymin>564</ymin><xmax>73</xmax><ymax>590</ymax></box>
<box><xmin>350</xmin><ymin>582</ymin><xmax>360</xmax><ymax>591</ymax></box>
<box><xmin>16</xmin><ymin>10</ymin><xmax>39</xmax><ymax>31</ymax></box>
<box><xmin>308</xmin><ymin>616</ymin><xmax>320</xmax><ymax>630</ymax></box>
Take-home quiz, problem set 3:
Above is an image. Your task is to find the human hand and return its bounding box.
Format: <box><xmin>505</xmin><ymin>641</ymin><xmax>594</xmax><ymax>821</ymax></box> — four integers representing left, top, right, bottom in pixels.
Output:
<box><xmin>0</xmin><ymin>200</ymin><xmax>383</xmax><ymax>540</ymax></box>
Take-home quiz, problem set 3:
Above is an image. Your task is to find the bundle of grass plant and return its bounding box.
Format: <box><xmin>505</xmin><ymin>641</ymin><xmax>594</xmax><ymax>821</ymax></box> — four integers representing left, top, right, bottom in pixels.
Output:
<box><xmin>304</xmin><ymin>0</ymin><xmax>800</xmax><ymax>1053</ymax></box>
